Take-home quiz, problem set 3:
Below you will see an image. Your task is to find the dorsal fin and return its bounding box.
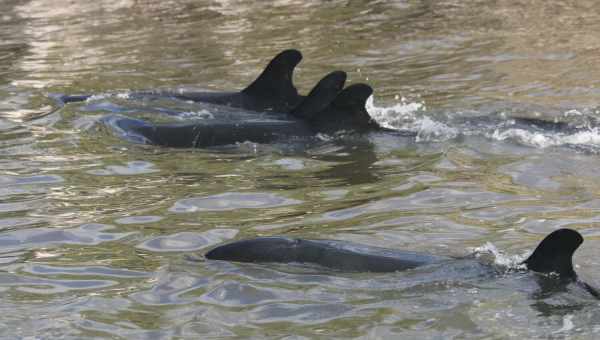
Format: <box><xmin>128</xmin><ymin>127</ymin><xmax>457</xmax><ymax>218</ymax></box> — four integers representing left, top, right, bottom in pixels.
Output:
<box><xmin>291</xmin><ymin>71</ymin><xmax>347</xmax><ymax>119</ymax></box>
<box><xmin>242</xmin><ymin>49</ymin><xmax>302</xmax><ymax>104</ymax></box>
<box><xmin>310</xmin><ymin>83</ymin><xmax>380</xmax><ymax>131</ymax></box>
<box><xmin>523</xmin><ymin>228</ymin><xmax>583</xmax><ymax>278</ymax></box>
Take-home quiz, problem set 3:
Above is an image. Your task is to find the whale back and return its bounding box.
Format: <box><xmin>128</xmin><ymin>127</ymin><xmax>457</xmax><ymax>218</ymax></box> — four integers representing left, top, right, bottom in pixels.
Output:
<box><xmin>205</xmin><ymin>236</ymin><xmax>448</xmax><ymax>272</ymax></box>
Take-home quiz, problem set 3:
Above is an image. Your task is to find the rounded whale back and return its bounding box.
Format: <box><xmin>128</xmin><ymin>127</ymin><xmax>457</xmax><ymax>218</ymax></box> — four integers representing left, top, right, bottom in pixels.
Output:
<box><xmin>205</xmin><ymin>236</ymin><xmax>448</xmax><ymax>272</ymax></box>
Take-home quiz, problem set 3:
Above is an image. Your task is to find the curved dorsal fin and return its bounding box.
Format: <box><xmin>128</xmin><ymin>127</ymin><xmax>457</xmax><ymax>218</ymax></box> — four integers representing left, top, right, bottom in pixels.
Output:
<box><xmin>310</xmin><ymin>83</ymin><xmax>379</xmax><ymax>131</ymax></box>
<box><xmin>523</xmin><ymin>228</ymin><xmax>583</xmax><ymax>278</ymax></box>
<box><xmin>242</xmin><ymin>49</ymin><xmax>302</xmax><ymax>103</ymax></box>
<box><xmin>330</xmin><ymin>83</ymin><xmax>373</xmax><ymax>112</ymax></box>
<box><xmin>292</xmin><ymin>71</ymin><xmax>347</xmax><ymax>120</ymax></box>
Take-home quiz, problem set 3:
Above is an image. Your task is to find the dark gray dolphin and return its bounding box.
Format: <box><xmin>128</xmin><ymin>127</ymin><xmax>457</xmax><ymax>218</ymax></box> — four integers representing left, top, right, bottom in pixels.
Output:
<box><xmin>59</xmin><ymin>49</ymin><xmax>305</xmax><ymax>113</ymax></box>
<box><xmin>205</xmin><ymin>229</ymin><xmax>599</xmax><ymax>298</ymax></box>
<box><xmin>102</xmin><ymin>72</ymin><xmax>385</xmax><ymax>148</ymax></box>
<box><xmin>173</xmin><ymin>49</ymin><xmax>303</xmax><ymax>113</ymax></box>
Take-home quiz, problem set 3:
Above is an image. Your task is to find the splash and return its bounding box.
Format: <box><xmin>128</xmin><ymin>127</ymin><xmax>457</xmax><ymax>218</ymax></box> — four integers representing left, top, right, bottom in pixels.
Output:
<box><xmin>489</xmin><ymin>125</ymin><xmax>600</xmax><ymax>149</ymax></box>
<box><xmin>367</xmin><ymin>97</ymin><xmax>600</xmax><ymax>151</ymax></box>
<box><xmin>366</xmin><ymin>96</ymin><xmax>458</xmax><ymax>142</ymax></box>
<box><xmin>366</xmin><ymin>95</ymin><xmax>426</xmax><ymax>129</ymax></box>
<box><xmin>471</xmin><ymin>242</ymin><xmax>528</xmax><ymax>271</ymax></box>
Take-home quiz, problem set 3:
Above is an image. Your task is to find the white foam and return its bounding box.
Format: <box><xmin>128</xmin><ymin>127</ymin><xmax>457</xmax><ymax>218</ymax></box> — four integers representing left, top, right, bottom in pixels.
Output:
<box><xmin>175</xmin><ymin>109</ymin><xmax>214</xmax><ymax>120</ymax></box>
<box><xmin>414</xmin><ymin>116</ymin><xmax>459</xmax><ymax>142</ymax></box>
<box><xmin>85</xmin><ymin>91</ymin><xmax>131</xmax><ymax>102</ymax></box>
<box><xmin>366</xmin><ymin>95</ymin><xmax>426</xmax><ymax>130</ymax></box>
<box><xmin>471</xmin><ymin>242</ymin><xmax>528</xmax><ymax>270</ymax></box>
<box><xmin>366</xmin><ymin>96</ymin><xmax>458</xmax><ymax>142</ymax></box>
<box><xmin>489</xmin><ymin>127</ymin><xmax>600</xmax><ymax>149</ymax></box>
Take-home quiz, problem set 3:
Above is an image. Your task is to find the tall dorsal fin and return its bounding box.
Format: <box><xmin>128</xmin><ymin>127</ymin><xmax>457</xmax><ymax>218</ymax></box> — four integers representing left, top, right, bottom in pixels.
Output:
<box><xmin>291</xmin><ymin>71</ymin><xmax>346</xmax><ymax>120</ymax></box>
<box><xmin>242</xmin><ymin>49</ymin><xmax>302</xmax><ymax>103</ymax></box>
<box><xmin>523</xmin><ymin>228</ymin><xmax>583</xmax><ymax>278</ymax></box>
<box><xmin>310</xmin><ymin>83</ymin><xmax>380</xmax><ymax>131</ymax></box>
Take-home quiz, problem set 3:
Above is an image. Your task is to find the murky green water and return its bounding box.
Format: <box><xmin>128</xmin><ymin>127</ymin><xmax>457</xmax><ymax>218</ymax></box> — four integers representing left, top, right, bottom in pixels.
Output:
<box><xmin>3</xmin><ymin>0</ymin><xmax>600</xmax><ymax>338</ymax></box>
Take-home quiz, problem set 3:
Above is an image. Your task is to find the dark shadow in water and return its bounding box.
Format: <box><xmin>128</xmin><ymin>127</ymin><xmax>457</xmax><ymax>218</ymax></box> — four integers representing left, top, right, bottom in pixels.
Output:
<box><xmin>529</xmin><ymin>275</ymin><xmax>589</xmax><ymax>317</ymax></box>
<box><xmin>311</xmin><ymin>139</ymin><xmax>380</xmax><ymax>186</ymax></box>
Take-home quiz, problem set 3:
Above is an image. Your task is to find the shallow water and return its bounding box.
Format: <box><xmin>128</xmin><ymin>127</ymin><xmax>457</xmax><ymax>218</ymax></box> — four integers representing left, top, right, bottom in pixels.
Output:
<box><xmin>2</xmin><ymin>0</ymin><xmax>600</xmax><ymax>338</ymax></box>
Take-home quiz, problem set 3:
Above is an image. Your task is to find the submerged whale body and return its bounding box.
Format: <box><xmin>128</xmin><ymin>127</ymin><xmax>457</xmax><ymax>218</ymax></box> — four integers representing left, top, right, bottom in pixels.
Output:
<box><xmin>103</xmin><ymin>76</ymin><xmax>382</xmax><ymax>148</ymax></box>
<box><xmin>205</xmin><ymin>229</ymin><xmax>599</xmax><ymax>298</ymax></box>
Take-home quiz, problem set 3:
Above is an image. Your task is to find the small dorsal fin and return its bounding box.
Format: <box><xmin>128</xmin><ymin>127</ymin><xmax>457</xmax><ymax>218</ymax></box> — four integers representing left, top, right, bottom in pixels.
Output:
<box><xmin>291</xmin><ymin>71</ymin><xmax>346</xmax><ymax>120</ymax></box>
<box><xmin>242</xmin><ymin>49</ymin><xmax>302</xmax><ymax>104</ymax></box>
<box><xmin>523</xmin><ymin>228</ymin><xmax>583</xmax><ymax>278</ymax></box>
<box><xmin>310</xmin><ymin>83</ymin><xmax>380</xmax><ymax>131</ymax></box>
<box><xmin>329</xmin><ymin>83</ymin><xmax>373</xmax><ymax>112</ymax></box>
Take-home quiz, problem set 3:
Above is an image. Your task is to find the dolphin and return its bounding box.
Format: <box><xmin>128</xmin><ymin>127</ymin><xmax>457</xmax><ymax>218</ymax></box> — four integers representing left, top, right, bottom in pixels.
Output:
<box><xmin>205</xmin><ymin>229</ymin><xmax>599</xmax><ymax>298</ymax></box>
<box><xmin>58</xmin><ymin>49</ymin><xmax>307</xmax><ymax>114</ymax></box>
<box><xmin>101</xmin><ymin>73</ymin><xmax>384</xmax><ymax>148</ymax></box>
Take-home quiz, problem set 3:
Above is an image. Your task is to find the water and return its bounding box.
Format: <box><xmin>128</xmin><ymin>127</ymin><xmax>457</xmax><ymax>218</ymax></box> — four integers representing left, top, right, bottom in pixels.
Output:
<box><xmin>2</xmin><ymin>0</ymin><xmax>600</xmax><ymax>338</ymax></box>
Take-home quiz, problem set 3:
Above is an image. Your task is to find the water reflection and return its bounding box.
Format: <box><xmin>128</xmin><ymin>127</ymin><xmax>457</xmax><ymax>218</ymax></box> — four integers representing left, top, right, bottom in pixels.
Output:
<box><xmin>87</xmin><ymin>161</ymin><xmax>159</xmax><ymax>176</ymax></box>
<box><xmin>0</xmin><ymin>272</ymin><xmax>117</xmax><ymax>294</ymax></box>
<box><xmin>2</xmin><ymin>0</ymin><xmax>600</xmax><ymax>338</ymax></box>
<box><xmin>170</xmin><ymin>192</ymin><xmax>302</xmax><ymax>213</ymax></box>
<box><xmin>21</xmin><ymin>264</ymin><xmax>149</xmax><ymax>279</ymax></box>
<box><xmin>310</xmin><ymin>140</ymin><xmax>380</xmax><ymax>185</ymax></box>
<box><xmin>115</xmin><ymin>215</ymin><xmax>163</xmax><ymax>225</ymax></box>
<box><xmin>0</xmin><ymin>223</ymin><xmax>134</xmax><ymax>253</ymax></box>
<box><xmin>137</xmin><ymin>229</ymin><xmax>238</xmax><ymax>252</ymax></box>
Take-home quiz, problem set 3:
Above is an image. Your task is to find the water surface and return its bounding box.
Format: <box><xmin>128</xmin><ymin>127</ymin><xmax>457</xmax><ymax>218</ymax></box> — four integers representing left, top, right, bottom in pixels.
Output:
<box><xmin>2</xmin><ymin>0</ymin><xmax>600</xmax><ymax>338</ymax></box>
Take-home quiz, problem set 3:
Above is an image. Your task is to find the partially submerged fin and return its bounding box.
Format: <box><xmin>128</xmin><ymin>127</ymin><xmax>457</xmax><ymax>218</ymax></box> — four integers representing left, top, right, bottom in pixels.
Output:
<box><xmin>291</xmin><ymin>70</ymin><xmax>347</xmax><ymax>120</ymax></box>
<box><xmin>242</xmin><ymin>49</ymin><xmax>302</xmax><ymax>107</ymax></box>
<box><xmin>523</xmin><ymin>228</ymin><xmax>583</xmax><ymax>278</ymax></box>
<box><xmin>309</xmin><ymin>83</ymin><xmax>380</xmax><ymax>131</ymax></box>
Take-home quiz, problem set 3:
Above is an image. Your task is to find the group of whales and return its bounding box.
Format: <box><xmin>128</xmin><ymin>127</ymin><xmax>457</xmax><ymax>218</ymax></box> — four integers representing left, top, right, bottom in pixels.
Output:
<box><xmin>59</xmin><ymin>49</ymin><xmax>384</xmax><ymax>148</ymax></box>
<box><xmin>59</xmin><ymin>50</ymin><xmax>599</xmax><ymax>299</ymax></box>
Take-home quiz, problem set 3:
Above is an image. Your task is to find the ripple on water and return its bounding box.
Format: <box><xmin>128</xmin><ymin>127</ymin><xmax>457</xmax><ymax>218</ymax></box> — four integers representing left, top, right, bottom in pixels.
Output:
<box><xmin>136</xmin><ymin>228</ymin><xmax>238</xmax><ymax>252</ymax></box>
<box><xmin>129</xmin><ymin>273</ymin><xmax>211</xmax><ymax>306</ymax></box>
<box><xmin>0</xmin><ymin>200</ymin><xmax>45</xmax><ymax>213</ymax></box>
<box><xmin>22</xmin><ymin>264</ymin><xmax>150</xmax><ymax>278</ymax></box>
<box><xmin>114</xmin><ymin>215</ymin><xmax>163</xmax><ymax>225</ymax></box>
<box><xmin>0</xmin><ymin>272</ymin><xmax>117</xmax><ymax>294</ymax></box>
<box><xmin>200</xmin><ymin>281</ymin><xmax>281</xmax><ymax>306</ymax></box>
<box><xmin>0</xmin><ymin>174</ymin><xmax>64</xmax><ymax>204</ymax></box>
<box><xmin>249</xmin><ymin>303</ymin><xmax>355</xmax><ymax>324</ymax></box>
<box><xmin>321</xmin><ymin>188</ymin><xmax>524</xmax><ymax>221</ymax></box>
<box><xmin>169</xmin><ymin>192</ymin><xmax>302</xmax><ymax>213</ymax></box>
<box><xmin>0</xmin><ymin>223</ymin><xmax>135</xmax><ymax>253</ymax></box>
<box><xmin>499</xmin><ymin>153</ymin><xmax>600</xmax><ymax>192</ymax></box>
<box><xmin>86</xmin><ymin>161</ymin><xmax>159</xmax><ymax>176</ymax></box>
<box><xmin>0</xmin><ymin>217</ymin><xmax>43</xmax><ymax>230</ymax></box>
<box><xmin>461</xmin><ymin>205</ymin><xmax>565</xmax><ymax>222</ymax></box>
<box><xmin>0</xmin><ymin>174</ymin><xmax>64</xmax><ymax>186</ymax></box>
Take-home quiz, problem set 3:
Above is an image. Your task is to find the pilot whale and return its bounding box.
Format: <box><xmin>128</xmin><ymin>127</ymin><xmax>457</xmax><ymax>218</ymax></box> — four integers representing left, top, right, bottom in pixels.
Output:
<box><xmin>59</xmin><ymin>49</ymin><xmax>309</xmax><ymax>114</ymax></box>
<box><xmin>205</xmin><ymin>229</ymin><xmax>599</xmax><ymax>298</ymax></box>
<box><xmin>102</xmin><ymin>74</ymin><xmax>383</xmax><ymax>148</ymax></box>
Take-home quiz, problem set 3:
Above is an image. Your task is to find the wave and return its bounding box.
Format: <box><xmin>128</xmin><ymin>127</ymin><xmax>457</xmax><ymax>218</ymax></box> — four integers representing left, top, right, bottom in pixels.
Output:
<box><xmin>367</xmin><ymin>96</ymin><xmax>600</xmax><ymax>152</ymax></box>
